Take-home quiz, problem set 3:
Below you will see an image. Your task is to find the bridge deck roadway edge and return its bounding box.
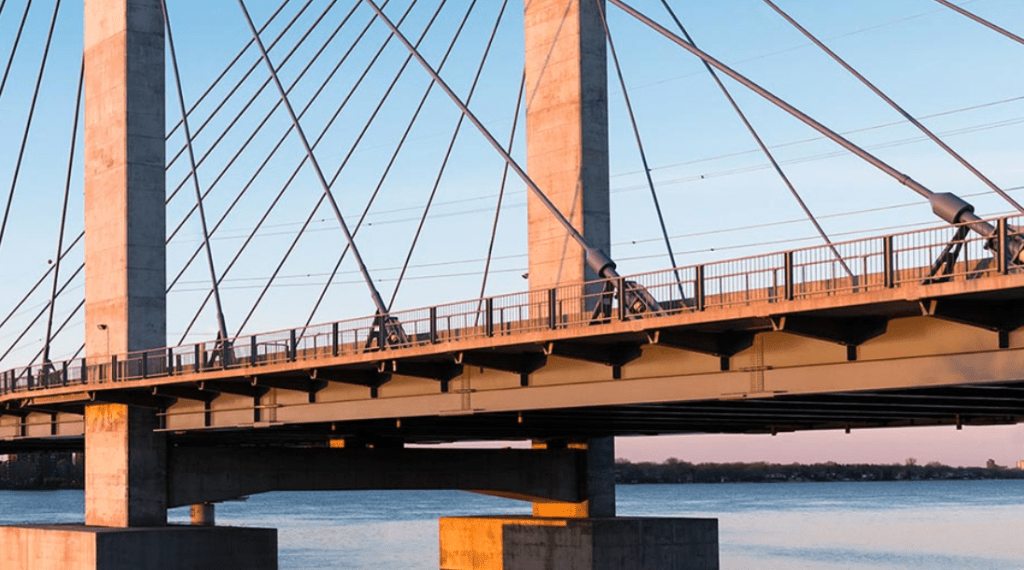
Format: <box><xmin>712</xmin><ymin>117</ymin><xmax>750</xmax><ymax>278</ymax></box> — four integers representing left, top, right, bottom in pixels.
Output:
<box><xmin>4</xmin><ymin>272</ymin><xmax>1024</xmax><ymax>406</ymax></box>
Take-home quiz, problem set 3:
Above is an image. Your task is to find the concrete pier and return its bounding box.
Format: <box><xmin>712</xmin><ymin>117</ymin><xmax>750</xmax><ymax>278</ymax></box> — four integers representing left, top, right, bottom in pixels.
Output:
<box><xmin>0</xmin><ymin>525</ymin><xmax>276</xmax><ymax>570</ymax></box>
<box><xmin>439</xmin><ymin>517</ymin><xmax>719</xmax><ymax>570</ymax></box>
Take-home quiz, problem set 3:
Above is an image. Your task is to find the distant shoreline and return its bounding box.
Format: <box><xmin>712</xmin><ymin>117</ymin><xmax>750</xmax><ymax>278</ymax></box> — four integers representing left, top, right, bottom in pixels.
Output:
<box><xmin>3</xmin><ymin>453</ymin><xmax>1023</xmax><ymax>490</ymax></box>
<box><xmin>614</xmin><ymin>459</ymin><xmax>1024</xmax><ymax>485</ymax></box>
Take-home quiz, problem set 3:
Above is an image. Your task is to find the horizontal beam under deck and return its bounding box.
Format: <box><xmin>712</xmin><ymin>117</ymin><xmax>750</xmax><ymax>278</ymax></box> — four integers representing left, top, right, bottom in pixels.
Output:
<box><xmin>166</xmin><ymin>447</ymin><xmax>586</xmax><ymax>507</ymax></box>
<box><xmin>2</xmin><ymin>271</ymin><xmax>1024</xmax><ymax>447</ymax></box>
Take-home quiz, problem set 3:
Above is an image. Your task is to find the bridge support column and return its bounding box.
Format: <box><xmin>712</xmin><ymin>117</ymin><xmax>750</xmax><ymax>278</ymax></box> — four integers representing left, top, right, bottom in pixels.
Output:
<box><xmin>84</xmin><ymin>404</ymin><xmax>166</xmax><ymax>527</ymax></box>
<box><xmin>440</xmin><ymin>438</ymin><xmax>719</xmax><ymax>570</ymax></box>
<box><xmin>531</xmin><ymin>438</ymin><xmax>615</xmax><ymax>518</ymax></box>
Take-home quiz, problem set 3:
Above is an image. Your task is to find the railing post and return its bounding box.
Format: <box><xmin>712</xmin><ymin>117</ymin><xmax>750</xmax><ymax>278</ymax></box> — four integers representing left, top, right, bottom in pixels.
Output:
<box><xmin>111</xmin><ymin>355</ymin><xmax>118</xmax><ymax>382</ymax></box>
<box><xmin>194</xmin><ymin>344</ymin><xmax>201</xmax><ymax>373</ymax></box>
<box><xmin>784</xmin><ymin>252</ymin><xmax>795</xmax><ymax>301</ymax></box>
<box><xmin>62</xmin><ymin>361</ymin><xmax>68</xmax><ymax>386</ymax></box>
<box><xmin>375</xmin><ymin>314</ymin><xmax>385</xmax><ymax>349</ymax></box>
<box><xmin>548</xmin><ymin>288</ymin><xmax>557</xmax><ymax>330</ymax></box>
<box><xmin>250</xmin><ymin>335</ymin><xmax>258</xmax><ymax>366</ymax></box>
<box><xmin>221</xmin><ymin>342</ymin><xmax>229</xmax><ymax>370</ymax></box>
<box><xmin>141</xmin><ymin>352</ymin><xmax>148</xmax><ymax>379</ymax></box>
<box><xmin>332</xmin><ymin>323</ymin><xmax>340</xmax><ymax>355</ymax></box>
<box><xmin>617</xmin><ymin>278</ymin><xmax>627</xmax><ymax>321</ymax></box>
<box><xmin>289</xmin><ymin>329</ymin><xmax>298</xmax><ymax>361</ymax></box>
<box><xmin>997</xmin><ymin>217</ymin><xmax>1009</xmax><ymax>275</ymax></box>
<box><xmin>883</xmin><ymin>235</ymin><xmax>895</xmax><ymax>288</ymax></box>
<box><xmin>695</xmin><ymin>265</ymin><xmax>705</xmax><ymax>311</ymax></box>
<box><xmin>167</xmin><ymin>348</ymin><xmax>175</xmax><ymax>376</ymax></box>
<box><xmin>485</xmin><ymin>298</ymin><xmax>495</xmax><ymax>337</ymax></box>
<box><xmin>429</xmin><ymin>307</ymin><xmax>438</xmax><ymax>343</ymax></box>
<box><xmin>80</xmin><ymin>358</ymin><xmax>87</xmax><ymax>385</ymax></box>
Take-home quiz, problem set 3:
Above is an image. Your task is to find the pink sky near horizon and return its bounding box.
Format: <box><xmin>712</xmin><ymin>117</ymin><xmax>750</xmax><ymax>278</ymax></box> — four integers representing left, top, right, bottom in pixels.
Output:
<box><xmin>616</xmin><ymin>423</ymin><xmax>1024</xmax><ymax>468</ymax></box>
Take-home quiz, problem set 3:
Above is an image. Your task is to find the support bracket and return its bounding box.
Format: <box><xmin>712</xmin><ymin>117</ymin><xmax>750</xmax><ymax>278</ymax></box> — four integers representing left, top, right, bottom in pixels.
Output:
<box><xmin>546</xmin><ymin>341</ymin><xmax>643</xmax><ymax>367</ymax></box>
<box><xmin>770</xmin><ymin>315</ymin><xmax>888</xmax><ymax>346</ymax></box>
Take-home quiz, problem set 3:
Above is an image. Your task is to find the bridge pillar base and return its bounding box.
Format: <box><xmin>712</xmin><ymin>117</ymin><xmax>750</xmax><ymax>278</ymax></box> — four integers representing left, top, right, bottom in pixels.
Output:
<box><xmin>439</xmin><ymin>516</ymin><xmax>718</xmax><ymax>570</ymax></box>
<box><xmin>0</xmin><ymin>524</ymin><xmax>276</xmax><ymax>570</ymax></box>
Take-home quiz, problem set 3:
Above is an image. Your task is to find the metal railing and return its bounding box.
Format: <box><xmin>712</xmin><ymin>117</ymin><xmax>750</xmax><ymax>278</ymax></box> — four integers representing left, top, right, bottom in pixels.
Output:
<box><xmin>1</xmin><ymin>215</ymin><xmax>1020</xmax><ymax>397</ymax></box>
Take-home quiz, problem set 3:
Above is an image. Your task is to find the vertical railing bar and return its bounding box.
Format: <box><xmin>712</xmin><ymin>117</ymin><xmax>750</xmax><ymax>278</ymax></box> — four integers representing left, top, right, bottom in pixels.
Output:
<box><xmin>784</xmin><ymin>251</ymin><xmax>795</xmax><ymax>301</ymax></box>
<box><xmin>997</xmin><ymin>217</ymin><xmax>1008</xmax><ymax>275</ymax></box>
<box><xmin>884</xmin><ymin>235</ymin><xmax>895</xmax><ymax>288</ymax></box>
<box><xmin>695</xmin><ymin>265</ymin><xmax>705</xmax><ymax>311</ymax></box>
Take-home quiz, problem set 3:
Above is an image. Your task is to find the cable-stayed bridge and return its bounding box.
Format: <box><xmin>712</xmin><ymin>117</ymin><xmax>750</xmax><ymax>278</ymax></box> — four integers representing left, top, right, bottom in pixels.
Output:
<box><xmin>0</xmin><ymin>1</ymin><xmax>1022</xmax><ymax>569</ymax></box>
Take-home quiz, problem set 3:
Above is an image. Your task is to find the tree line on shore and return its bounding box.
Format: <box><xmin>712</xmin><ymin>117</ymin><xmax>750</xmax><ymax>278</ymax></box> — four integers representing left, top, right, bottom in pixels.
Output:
<box><xmin>3</xmin><ymin>453</ymin><xmax>1023</xmax><ymax>490</ymax></box>
<box><xmin>615</xmin><ymin>457</ymin><xmax>1024</xmax><ymax>484</ymax></box>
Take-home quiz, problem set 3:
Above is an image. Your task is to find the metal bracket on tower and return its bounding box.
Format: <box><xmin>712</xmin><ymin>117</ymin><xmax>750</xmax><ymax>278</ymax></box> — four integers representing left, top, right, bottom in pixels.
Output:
<box><xmin>365</xmin><ymin>314</ymin><xmax>410</xmax><ymax>351</ymax></box>
<box><xmin>591</xmin><ymin>278</ymin><xmax>663</xmax><ymax>323</ymax></box>
<box><xmin>923</xmin><ymin>225</ymin><xmax>972</xmax><ymax>284</ymax></box>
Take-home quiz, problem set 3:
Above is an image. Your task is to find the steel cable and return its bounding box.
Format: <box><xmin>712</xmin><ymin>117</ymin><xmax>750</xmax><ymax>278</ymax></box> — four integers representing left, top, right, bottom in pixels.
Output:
<box><xmin>596</xmin><ymin>0</ymin><xmax>688</xmax><ymax>295</ymax></box>
<box><xmin>175</xmin><ymin>0</ymin><xmax>409</xmax><ymax>342</ymax></box>
<box><xmin>478</xmin><ymin>71</ymin><xmax>526</xmax><ymax>302</ymax></box>
<box><xmin>763</xmin><ymin>0</ymin><xmax>1023</xmax><ymax>213</ymax></box>
<box><xmin>0</xmin><ymin>0</ymin><xmax>31</xmax><ymax>107</ymax></box>
<box><xmin>165</xmin><ymin>0</ymin><xmax>348</xmax><ymax>208</ymax></box>
<box><xmin>231</xmin><ymin>0</ymin><xmax>455</xmax><ymax>336</ymax></box>
<box><xmin>164</xmin><ymin>0</ymin><xmax>334</xmax><ymax>179</ymax></box>
<box><xmin>167</xmin><ymin>0</ymin><xmax>391</xmax><ymax>295</ymax></box>
<box><xmin>163</xmin><ymin>0</ymin><xmax>230</xmax><ymax>342</ymax></box>
<box><xmin>387</xmin><ymin>0</ymin><xmax>506</xmax><ymax>310</ymax></box>
<box><xmin>239</xmin><ymin>0</ymin><xmax>393</xmax><ymax>318</ymax></box>
<box><xmin>42</xmin><ymin>59</ymin><xmax>83</xmax><ymax>364</ymax></box>
<box><xmin>658</xmin><ymin>0</ymin><xmax>853</xmax><ymax>279</ymax></box>
<box><xmin>360</xmin><ymin>0</ymin><xmax>619</xmax><ymax>280</ymax></box>
<box><xmin>303</xmin><ymin>0</ymin><xmax>484</xmax><ymax>329</ymax></box>
<box><xmin>164</xmin><ymin>0</ymin><xmax>303</xmax><ymax>142</ymax></box>
<box><xmin>0</xmin><ymin>0</ymin><xmax>59</xmax><ymax>258</ymax></box>
<box><xmin>932</xmin><ymin>0</ymin><xmax>1024</xmax><ymax>47</ymax></box>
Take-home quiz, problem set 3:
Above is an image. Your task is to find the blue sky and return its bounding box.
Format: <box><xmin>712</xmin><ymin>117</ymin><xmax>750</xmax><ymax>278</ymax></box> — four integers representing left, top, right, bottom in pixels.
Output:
<box><xmin>0</xmin><ymin>0</ymin><xmax>1022</xmax><ymax>465</ymax></box>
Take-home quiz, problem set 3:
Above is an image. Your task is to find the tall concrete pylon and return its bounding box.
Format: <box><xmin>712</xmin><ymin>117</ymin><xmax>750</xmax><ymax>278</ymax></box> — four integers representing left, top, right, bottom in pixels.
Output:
<box><xmin>523</xmin><ymin>0</ymin><xmax>615</xmax><ymax>519</ymax></box>
<box><xmin>82</xmin><ymin>0</ymin><xmax>168</xmax><ymax>528</ymax></box>
<box><xmin>525</xmin><ymin>0</ymin><xmax>611</xmax><ymax>292</ymax></box>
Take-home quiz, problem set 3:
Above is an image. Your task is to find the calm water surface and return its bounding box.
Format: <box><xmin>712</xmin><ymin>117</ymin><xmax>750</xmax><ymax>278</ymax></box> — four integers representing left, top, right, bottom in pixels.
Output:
<box><xmin>2</xmin><ymin>480</ymin><xmax>1022</xmax><ymax>569</ymax></box>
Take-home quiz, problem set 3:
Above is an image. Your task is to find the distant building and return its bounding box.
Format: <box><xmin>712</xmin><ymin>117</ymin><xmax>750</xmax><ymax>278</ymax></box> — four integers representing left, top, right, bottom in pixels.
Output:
<box><xmin>1018</xmin><ymin>460</ymin><xmax>1024</xmax><ymax>471</ymax></box>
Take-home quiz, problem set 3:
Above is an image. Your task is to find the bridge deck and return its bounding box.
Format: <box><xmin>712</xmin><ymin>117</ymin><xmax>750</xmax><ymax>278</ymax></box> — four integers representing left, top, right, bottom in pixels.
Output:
<box><xmin>1</xmin><ymin>218</ymin><xmax>1023</xmax><ymax>448</ymax></box>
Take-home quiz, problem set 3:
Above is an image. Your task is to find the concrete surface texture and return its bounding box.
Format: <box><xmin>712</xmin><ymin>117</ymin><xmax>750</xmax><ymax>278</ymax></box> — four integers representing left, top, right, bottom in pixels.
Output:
<box><xmin>440</xmin><ymin>516</ymin><xmax>719</xmax><ymax>570</ymax></box>
<box><xmin>84</xmin><ymin>0</ymin><xmax>166</xmax><ymax>360</ymax></box>
<box><xmin>0</xmin><ymin>525</ymin><xmax>277</xmax><ymax>570</ymax></box>
<box><xmin>524</xmin><ymin>0</ymin><xmax>610</xmax><ymax>291</ymax></box>
<box><xmin>84</xmin><ymin>404</ymin><xmax>166</xmax><ymax>527</ymax></box>
<box><xmin>531</xmin><ymin>438</ymin><xmax>616</xmax><ymax>519</ymax></box>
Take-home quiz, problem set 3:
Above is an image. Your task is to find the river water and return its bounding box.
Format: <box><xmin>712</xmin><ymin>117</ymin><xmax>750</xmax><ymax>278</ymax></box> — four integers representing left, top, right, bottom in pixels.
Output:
<box><xmin>1</xmin><ymin>480</ymin><xmax>1022</xmax><ymax>569</ymax></box>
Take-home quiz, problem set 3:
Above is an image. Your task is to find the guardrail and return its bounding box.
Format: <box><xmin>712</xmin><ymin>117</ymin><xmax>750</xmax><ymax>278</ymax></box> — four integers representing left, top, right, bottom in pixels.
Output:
<box><xmin>1</xmin><ymin>215</ymin><xmax>1020</xmax><ymax>397</ymax></box>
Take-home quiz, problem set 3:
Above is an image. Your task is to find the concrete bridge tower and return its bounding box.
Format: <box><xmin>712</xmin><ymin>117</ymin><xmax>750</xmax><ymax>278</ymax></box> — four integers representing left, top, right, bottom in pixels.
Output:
<box><xmin>82</xmin><ymin>0</ymin><xmax>168</xmax><ymax>529</ymax></box>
